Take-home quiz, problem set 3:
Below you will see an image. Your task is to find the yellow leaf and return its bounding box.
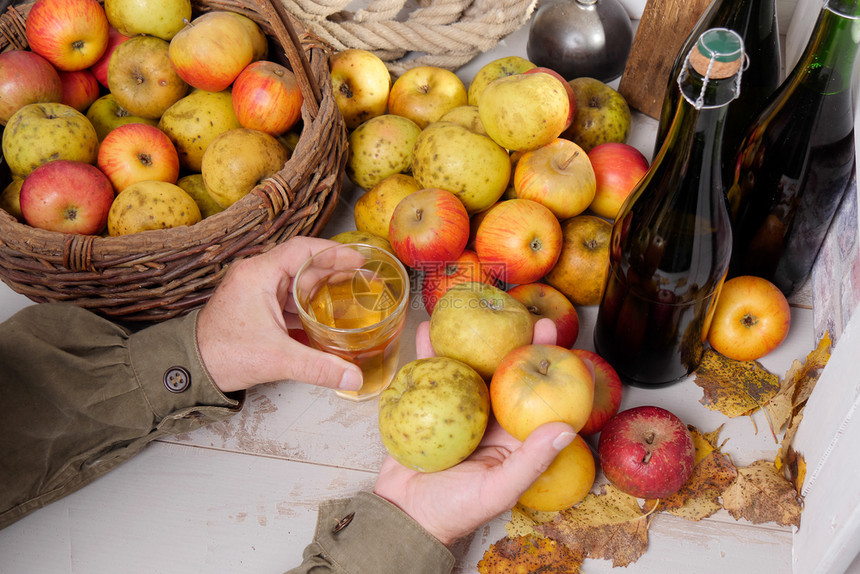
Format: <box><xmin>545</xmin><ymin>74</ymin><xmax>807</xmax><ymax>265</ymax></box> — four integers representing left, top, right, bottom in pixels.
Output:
<box><xmin>477</xmin><ymin>535</ymin><xmax>584</xmax><ymax>573</ymax></box>
<box><xmin>505</xmin><ymin>505</ymin><xmax>557</xmax><ymax>539</ymax></box>
<box><xmin>722</xmin><ymin>460</ymin><xmax>802</xmax><ymax>527</ymax></box>
<box><xmin>651</xmin><ymin>450</ymin><xmax>738</xmax><ymax>521</ymax></box>
<box><xmin>694</xmin><ymin>349</ymin><xmax>781</xmax><ymax>417</ymax></box>
<box><xmin>689</xmin><ymin>423</ymin><xmax>725</xmax><ymax>464</ymax></box>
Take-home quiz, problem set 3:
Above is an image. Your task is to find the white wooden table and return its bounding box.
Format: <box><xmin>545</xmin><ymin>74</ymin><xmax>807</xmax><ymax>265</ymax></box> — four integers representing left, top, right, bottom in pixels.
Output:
<box><xmin>0</xmin><ymin>16</ymin><xmax>829</xmax><ymax>574</ymax></box>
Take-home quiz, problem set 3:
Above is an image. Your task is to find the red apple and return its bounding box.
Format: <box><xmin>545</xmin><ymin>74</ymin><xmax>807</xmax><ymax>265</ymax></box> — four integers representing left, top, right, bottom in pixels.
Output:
<box><xmin>571</xmin><ymin>349</ymin><xmax>622</xmax><ymax>435</ymax></box>
<box><xmin>20</xmin><ymin>159</ymin><xmax>114</xmax><ymax>234</ymax></box>
<box><xmin>474</xmin><ymin>198</ymin><xmax>563</xmax><ymax>285</ymax></box>
<box><xmin>232</xmin><ymin>60</ymin><xmax>304</xmax><ymax>136</ymax></box>
<box><xmin>587</xmin><ymin>142</ymin><xmax>650</xmax><ymax>220</ymax></box>
<box><xmin>58</xmin><ymin>69</ymin><xmax>100</xmax><ymax>113</ymax></box>
<box><xmin>97</xmin><ymin>123</ymin><xmax>181</xmax><ymax>192</ymax></box>
<box><xmin>421</xmin><ymin>248</ymin><xmax>497</xmax><ymax>314</ymax></box>
<box><xmin>25</xmin><ymin>0</ymin><xmax>110</xmax><ymax>72</ymax></box>
<box><xmin>597</xmin><ymin>405</ymin><xmax>696</xmax><ymax>499</ymax></box>
<box><xmin>388</xmin><ymin>188</ymin><xmax>469</xmax><ymax>269</ymax></box>
<box><xmin>507</xmin><ymin>282</ymin><xmax>580</xmax><ymax>348</ymax></box>
<box><xmin>491</xmin><ymin>343</ymin><xmax>595</xmax><ymax>439</ymax></box>
<box><xmin>524</xmin><ymin>66</ymin><xmax>576</xmax><ymax>129</ymax></box>
<box><xmin>0</xmin><ymin>50</ymin><xmax>62</xmax><ymax>125</ymax></box>
<box><xmin>514</xmin><ymin>137</ymin><xmax>597</xmax><ymax>219</ymax></box>
<box><xmin>707</xmin><ymin>275</ymin><xmax>791</xmax><ymax>362</ymax></box>
<box><xmin>89</xmin><ymin>26</ymin><xmax>130</xmax><ymax>88</ymax></box>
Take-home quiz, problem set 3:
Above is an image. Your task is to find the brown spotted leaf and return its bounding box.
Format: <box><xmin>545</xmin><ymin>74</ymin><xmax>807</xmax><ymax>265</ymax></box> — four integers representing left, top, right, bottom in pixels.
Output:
<box><xmin>477</xmin><ymin>535</ymin><xmax>584</xmax><ymax>574</ymax></box>
<box><xmin>650</xmin><ymin>450</ymin><xmax>738</xmax><ymax>520</ymax></box>
<box><xmin>535</xmin><ymin>484</ymin><xmax>652</xmax><ymax>568</ymax></box>
<box><xmin>505</xmin><ymin>505</ymin><xmax>557</xmax><ymax>539</ymax></box>
<box><xmin>690</xmin><ymin>423</ymin><xmax>726</xmax><ymax>463</ymax></box>
<box><xmin>722</xmin><ymin>459</ymin><xmax>802</xmax><ymax>527</ymax></box>
<box><xmin>694</xmin><ymin>349</ymin><xmax>781</xmax><ymax>417</ymax></box>
<box><xmin>781</xmin><ymin>446</ymin><xmax>807</xmax><ymax>494</ymax></box>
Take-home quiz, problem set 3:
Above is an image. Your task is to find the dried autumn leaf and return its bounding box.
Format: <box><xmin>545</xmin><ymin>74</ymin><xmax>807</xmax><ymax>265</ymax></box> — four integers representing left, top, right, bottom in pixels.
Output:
<box><xmin>694</xmin><ymin>349</ymin><xmax>781</xmax><ymax>417</ymax></box>
<box><xmin>535</xmin><ymin>484</ymin><xmax>652</xmax><ymax>568</ymax></box>
<box><xmin>690</xmin><ymin>423</ymin><xmax>726</xmax><ymax>463</ymax></box>
<box><xmin>650</xmin><ymin>450</ymin><xmax>738</xmax><ymax>520</ymax></box>
<box><xmin>781</xmin><ymin>445</ymin><xmax>807</xmax><ymax>494</ymax></box>
<box><xmin>505</xmin><ymin>505</ymin><xmax>557</xmax><ymax>539</ymax></box>
<box><xmin>477</xmin><ymin>535</ymin><xmax>584</xmax><ymax>574</ymax></box>
<box><xmin>722</xmin><ymin>459</ymin><xmax>802</xmax><ymax>527</ymax></box>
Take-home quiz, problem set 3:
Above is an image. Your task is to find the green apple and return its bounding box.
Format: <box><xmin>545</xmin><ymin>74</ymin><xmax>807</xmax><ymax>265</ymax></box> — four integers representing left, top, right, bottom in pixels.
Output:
<box><xmin>378</xmin><ymin>356</ymin><xmax>490</xmax><ymax>472</ymax></box>
<box><xmin>467</xmin><ymin>55</ymin><xmax>536</xmax><ymax>106</ymax></box>
<box><xmin>478</xmin><ymin>72</ymin><xmax>570</xmax><ymax>152</ymax></box>
<box><xmin>0</xmin><ymin>177</ymin><xmax>24</xmax><ymax>221</ymax></box>
<box><xmin>562</xmin><ymin>77</ymin><xmax>631</xmax><ymax>152</ymax></box>
<box><xmin>2</xmin><ymin>102</ymin><xmax>98</xmax><ymax>177</ymax></box>
<box><xmin>429</xmin><ymin>281</ymin><xmax>533</xmax><ymax>380</ymax></box>
<box><xmin>86</xmin><ymin>93</ymin><xmax>159</xmax><ymax>141</ymax></box>
<box><xmin>346</xmin><ymin>114</ymin><xmax>422</xmax><ymax>190</ymax></box>
<box><xmin>105</xmin><ymin>0</ymin><xmax>191</xmax><ymax>41</ymax></box>
<box><xmin>158</xmin><ymin>89</ymin><xmax>243</xmax><ymax>172</ymax></box>
<box><xmin>411</xmin><ymin>120</ymin><xmax>511</xmax><ymax>214</ymax></box>
<box><xmin>176</xmin><ymin>174</ymin><xmax>225</xmax><ymax>219</ymax></box>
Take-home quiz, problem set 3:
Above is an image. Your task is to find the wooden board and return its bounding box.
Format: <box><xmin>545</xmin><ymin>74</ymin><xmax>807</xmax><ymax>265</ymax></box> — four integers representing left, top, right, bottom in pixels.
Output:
<box><xmin>618</xmin><ymin>0</ymin><xmax>713</xmax><ymax>118</ymax></box>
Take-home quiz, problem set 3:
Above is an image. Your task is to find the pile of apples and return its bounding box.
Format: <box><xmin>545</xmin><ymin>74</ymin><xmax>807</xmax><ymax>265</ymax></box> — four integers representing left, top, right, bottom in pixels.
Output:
<box><xmin>0</xmin><ymin>0</ymin><xmax>303</xmax><ymax>236</ymax></box>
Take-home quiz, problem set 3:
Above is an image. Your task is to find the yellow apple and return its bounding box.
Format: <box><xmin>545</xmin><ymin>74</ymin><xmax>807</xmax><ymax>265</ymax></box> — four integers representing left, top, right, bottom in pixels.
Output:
<box><xmin>108</xmin><ymin>35</ymin><xmax>188</xmax><ymax>119</ymax></box>
<box><xmin>388</xmin><ymin>65</ymin><xmax>467</xmax><ymax>129</ymax></box>
<box><xmin>519</xmin><ymin>434</ymin><xmax>596</xmax><ymax>511</ymax></box>
<box><xmin>346</xmin><ymin>114</ymin><xmax>422</xmax><ymax>190</ymax></box>
<box><xmin>467</xmin><ymin>55</ymin><xmax>536</xmax><ymax>106</ymax></box>
<box><xmin>438</xmin><ymin>104</ymin><xmax>488</xmax><ymax>136</ymax></box>
<box><xmin>108</xmin><ymin>180</ymin><xmax>201</xmax><ymax>235</ymax></box>
<box><xmin>105</xmin><ymin>0</ymin><xmax>190</xmax><ymax>40</ymax></box>
<box><xmin>544</xmin><ymin>215</ymin><xmax>612</xmax><ymax>306</ymax></box>
<box><xmin>353</xmin><ymin>173</ymin><xmax>422</xmax><ymax>239</ymax></box>
<box><xmin>0</xmin><ymin>177</ymin><xmax>24</xmax><ymax>221</ymax></box>
<box><xmin>86</xmin><ymin>93</ymin><xmax>158</xmax><ymax>141</ymax></box>
<box><xmin>330</xmin><ymin>48</ymin><xmax>392</xmax><ymax>130</ymax></box>
<box><xmin>329</xmin><ymin>229</ymin><xmax>394</xmax><ymax>254</ymax></box>
<box><xmin>176</xmin><ymin>173</ymin><xmax>225</xmax><ymax>219</ymax></box>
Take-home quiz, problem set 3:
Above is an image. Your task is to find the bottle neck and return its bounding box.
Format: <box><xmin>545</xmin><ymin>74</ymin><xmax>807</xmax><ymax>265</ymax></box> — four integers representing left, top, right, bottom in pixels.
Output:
<box><xmin>791</xmin><ymin>1</ymin><xmax>860</xmax><ymax>93</ymax></box>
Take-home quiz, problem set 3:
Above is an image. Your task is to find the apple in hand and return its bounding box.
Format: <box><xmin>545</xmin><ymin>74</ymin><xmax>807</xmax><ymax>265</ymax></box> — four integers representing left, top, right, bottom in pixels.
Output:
<box><xmin>707</xmin><ymin>275</ymin><xmax>791</xmax><ymax>362</ymax></box>
<box><xmin>429</xmin><ymin>281</ymin><xmax>533</xmax><ymax>380</ymax></box>
<box><xmin>25</xmin><ymin>0</ymin><xmax>109</xmax><ymax>71</ymax></box>
<box><xmin>0</xmin><ymin>50</ymin><xmax>62</xmax><ymax>125</ymax></box>
<box><xmin>387</xmin><ymin>65</ymin><xmax>468</xmax><ymax>129</ymax></box>
<box><xmin>562</xmin><ymin>77</ymin><xmax>631</xmax><ymax>153</ymax></box>
<box><xmin>523</xmin><ymin>66</ymin><xmax>576</xmax><ymax>129</ymax></box>
<box><xmin>232</xmin><ymin>61</ymin><xmax>303</xmax><ymax>136</ymax></box>
<box><xmin>491</xmin><ymin>343</ymin><xmax>595</xmax><ymax>439</ymax></box>
<box><xmin>388</xmin><ymin>188</ymin><xmax>470</xmax><ymax>269</ymax></box>
<box><xmin>20</xmin><ymin>159</ymin><xmax>114</xmax><ymax>234</ymax></box>
<box><xmin>98</xmin><ymin>123</ymin><xmax>181</xmax><ymax>192</ymax></box>
<box><xmin>519</xmin><ymin>433</ymin><xmax>595</xmax><ymax>511</ymax></box>
<box><xmin>422</xmin><ymin>249</ymin><xmax>497</xmax><ymax>314</ymax></box>
<box><xmin>89</xmin><ymin>26</ymin><xmax>130</xmax><ymax>88</ymax></box>
<box><xmin>330</xmin><ymin>48</ymin><xmax>391</xmax><ymax>130</ymax></box>
<box><xmin>598</xmin><ymin>405</ymin><xmax>696</xmax><ymax>499</ymax></box>
<box><xmin>571</xmin><ymin>349</ymin><xmax>622</xmax><ymax>436</ymax></box>
<box><xmin>587</xmin><ymin>142</ymin><xmax>650</xmax><ymax>220</ymax></box>
<box><xmin>474</xmin><ymin>199</ymin><xmax>563</xmax><ymax>285</ymax></box>
<box><xmin>58</xmin><ymin>69</ymin><xmax>100</xmax><ymax>112</ymax></box>
<box><xmin>514</xmin><ymin>138</ymin><xmax>596</xmax><ymax>219</ymax></box>
<box><xmin>507</xmin><ymin>282</ymin><xmax>580</xmax><ymax>349</ymax></box>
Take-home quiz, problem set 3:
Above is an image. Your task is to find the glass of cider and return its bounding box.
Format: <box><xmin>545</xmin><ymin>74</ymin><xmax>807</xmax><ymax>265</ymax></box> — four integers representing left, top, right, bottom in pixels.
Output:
<box><xmin>292</xmin><ymin>243</ymin><xmax>410</xmax><ymax>401</ymax></box>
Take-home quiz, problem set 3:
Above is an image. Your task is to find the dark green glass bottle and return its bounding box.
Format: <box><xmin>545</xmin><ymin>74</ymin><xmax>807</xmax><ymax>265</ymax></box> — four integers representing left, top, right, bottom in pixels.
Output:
<box><xmin>654</xmin><ymin>0</ymin><xmax>780</xmax><ymax>186</ymax></box>
<box><xmin>593</xmin><ymin>29</ymin><xmax>741</xmax><ymax>387</ymax></box>
<box><xmin>726</xmin><ymin>0</ymin><xmax>860</xmax><ymax>296</ymax></box>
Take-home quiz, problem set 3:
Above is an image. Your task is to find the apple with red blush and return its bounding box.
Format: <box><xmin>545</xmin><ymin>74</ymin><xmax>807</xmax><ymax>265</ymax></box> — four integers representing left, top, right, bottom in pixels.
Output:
<box><xmin>507</xmin><ymin>282</ymin><xmax>579</xmax><ymax>349</ymax></box>
<box><xmin>571</xmin><ymin>349</ymin><xmax>622</xmax><ymax>435</ymax></box>
<box><xmin>58</xmin><ymin>69</ymin><xmax>100</xmax><ymax>112</ymax></box>
<box><xmin>0</xmin><ymin>50</ymin><xmax>62</xmax><ymax>125</ymax></box>
<box><xmin>25</xmin><ymin>0</ymin><xmax>110</xmax><ymax>72</ymax></box>
<box><xmin>587</xmin><ymin>142</ymin><xmax>650</xmax><ymax>220</ymax></box>
<box><xmin>232</xmin><ymin>60</ymin><xmax>304</xmax><ymax>136</ymax></box>
<box><xmin>89</xmin><ymin>26</ymin><xmax>130</xmax><ymax>88</ymax></box>
<box><xmin>97</xmin><ymin>122</ymin><xmax>181</xmax><ymax>192</ymax></box>
<box><xmin>388</xmin><ymin>188</ymin><xmax>470</xmax><ymax>270</ymax></box>
<box><xmin>422</xmin><ymin>248</ymin><xmax>497</xmax><ymax>314</ymax></box>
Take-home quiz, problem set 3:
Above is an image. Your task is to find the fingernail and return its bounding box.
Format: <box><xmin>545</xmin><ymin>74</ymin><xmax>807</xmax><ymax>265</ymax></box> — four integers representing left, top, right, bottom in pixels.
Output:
<box><xmin>552</xmin><ymin>432</ymin><xmax>576</xmax><ymax>451</ymax></box>
<box><xmin>338</xmin><ymin>368</ymin><xmax>362</xmax><ymax>391</ymax></box>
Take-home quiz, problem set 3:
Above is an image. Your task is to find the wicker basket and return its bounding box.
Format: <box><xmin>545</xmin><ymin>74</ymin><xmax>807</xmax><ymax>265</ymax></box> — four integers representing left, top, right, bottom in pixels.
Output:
<box><xmin>0</xmin><ymin>0</ymin><xmax>347</xmax><ymax>322</ymax></box>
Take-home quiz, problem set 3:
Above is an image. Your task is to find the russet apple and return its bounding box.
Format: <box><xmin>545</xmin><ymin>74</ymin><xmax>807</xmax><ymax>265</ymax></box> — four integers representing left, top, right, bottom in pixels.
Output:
<box><xmin>563</xmin><ymin>77</ymin><xmax>631</xmax><ymax>152</ymax></box>
<box><xmin>474</xmin><ymin>198</ymin><xmax>563</xmax><ymax>285</ymax></box>
<box><xmin>421</xmin><ymin>248</ymin><xmax>497</xmax><ymax>314</ymax></box>
<box><xmin>330</xmin><ymin>48</ymin><xmax>391</xmax><ymax>130</ymax></box>
<box><xmin>587</xmin><ymin>142</ymin><xmax>650</xmax><ymax>220</ymax></box>
<box><xmin>707</xmin><ymin>275</ymin><xmax>791</xmax><ymax>362</ymax></box>
<box><xmin>411</xmin><ymin>120</ymin><xmax>511</xmax><ymax>214</ymax></box>
<box><xmin>58</xmin><ymin>69</ymin><xmax>100</xmax><ymax>113</ymax></box>
<box><xmin>598</xmin><ymin>405</ymin><xmax>696</xmax><ymax>499</ymax></box>
<box><xmin>168</xmin><ymin>11</ymin><xmax>259</xmax><ymax>92</ymax></box>
<box><xmin>353</xmin><ymin>173</ymin><xmax>422</xmax><ymax>239</ymax></box>
<box><xmin>158</xmin><ymin>89</ymin><xmax>243</xmax><ymax>172</ymax></box>
<box><xmin>429</xmin><ymin>281</ymin><xmax>533</xmax><ymax>380</ymax></box>
<box><xmin>108</xmin><ymin>180</ymin><xmax>201</xmax><ymax>235</ymax></box>
<box><xmin>346</xmin><ymin>114</ymin><xmax>422</xmax><ymax>190</ymax></box>
<box><xmin>98</xmin><ymin>122</ymin><xmax>180</xmax><ymax>192</ymax></box>
<box><xmin>478</xmin><ymin>71</ymin><xmax>570</xmax><ymax>152</ymax></box>
<box><xmin>507</xmin><ymin>282</ymin><xmax>580</xmax><ymax>349</ymax></box>
<box><xmin>25</xmin><ymin>0</ymin><xmax>109</xmax><ymax>72</ymax></box>
<box><xmin>176</xmin><ymin>174</ymin><xmax>225</xmax><ymax>219</ymax></box>
<box><xmin>388</xmin><ymin>188</ymin><xmax>469</xmax><ymax>269</ymax></box>
<box><xmin>514</xmin><ymin>137</ymin><xmax>596</xmax><ymax>219</ymax></box>
<box><xmin>388</xmin><ymin>65</ymin><xmax>468</xmax><ymax>129</ymax></box>
<box><xmin>571</xmin><ymin>349</ymin><xmax>623</xmax><ymax>436</ymax></box>
<box><xmin>0</xmin><ymin>50</ymin><xmax>62</xmax><ymax>125</ymax></box>
<box><xmin>467</xmin><ymin>55</ymin><xmax>536</xmax><ymax>106</ymax></box>
<box><xmin>108</xmin><ymin>35</ymin><xmax>188</xmax><ymax>119</ymax></box>
<box><xmin>20</xmin><ymin>159</ymin><xmax>114</xmax><ymax>234</ymax></box>
<box><xmin>104</xmin><ymin>0</ymin><xmax>190</xmax><ymax>40</ymax></box>
<box><xmin>519</xmin><ymin>433</ymin><xmax>595</xmax><ymax>511</ymax></box>
<box><xmin>378</xmin><ymin>356</ymin><xmax>490</xmax><ymax>473</ymax></box>
<box><xmin>89</xmin><ymin>26</ymin><xmax>130</xmax><ymax>88</ymax></box>
<box><xmin>3</xmin><ymin>102</ymin><xmax>99</xmax><ymax>177</ymax></box>
<box><xmin>201</xmin><ymin>127</ymin><xmax>289</xmax><ymax>208</ymax></box>
<box><xmin>544</xmin><ymin>214</ymin><xmax>612</xmax><ymax>306</ymax></box>
<box><xmin>86</xmin><ymin>93</ymin><xmax>159</xmax><ymax>141</ymax></box>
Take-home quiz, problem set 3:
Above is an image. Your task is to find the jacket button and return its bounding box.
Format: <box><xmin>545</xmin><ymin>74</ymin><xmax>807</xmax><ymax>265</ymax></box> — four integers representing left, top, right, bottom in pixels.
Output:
<box><xmin>164</xmin><ymin>366</ymin><xmax>191</xmax><ymax>393</ymax></box>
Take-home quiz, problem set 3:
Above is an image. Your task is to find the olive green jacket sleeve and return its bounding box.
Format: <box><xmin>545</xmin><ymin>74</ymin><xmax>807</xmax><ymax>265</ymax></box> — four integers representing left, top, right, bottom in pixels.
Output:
<box><xmin>0</xmin><ymin>303</ymin><xmax>243</xmax><ymax>530</ymax></box>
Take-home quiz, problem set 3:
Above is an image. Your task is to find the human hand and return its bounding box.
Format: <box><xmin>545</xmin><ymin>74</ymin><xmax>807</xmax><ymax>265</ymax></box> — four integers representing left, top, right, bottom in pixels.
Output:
<box><xmin>373</xmin><ymin>317</ymin><xmax>576</xmax><ymax>546</ymax></box>
<box><xmin>197</xmin><ymin>236</ymin><xmax>363</xmax><ymax>394</ymax></box>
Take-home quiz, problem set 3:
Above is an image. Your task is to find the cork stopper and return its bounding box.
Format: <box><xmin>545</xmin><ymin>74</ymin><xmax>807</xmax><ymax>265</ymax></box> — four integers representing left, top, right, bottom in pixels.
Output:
<box><xmin>689</xmin><ymin>28</ymin><xmax>744</xmax><ymax>79</ymax></box>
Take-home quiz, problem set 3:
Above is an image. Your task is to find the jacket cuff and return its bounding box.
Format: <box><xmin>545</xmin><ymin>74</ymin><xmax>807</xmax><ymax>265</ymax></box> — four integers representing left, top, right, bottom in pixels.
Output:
<box><xmin>311</xmin><ymin>492</ymin><xmax>455</xmax><ymax>574</ymax></box>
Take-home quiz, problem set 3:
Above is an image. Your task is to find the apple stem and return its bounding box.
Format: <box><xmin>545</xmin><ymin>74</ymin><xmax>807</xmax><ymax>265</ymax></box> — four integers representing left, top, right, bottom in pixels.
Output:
<box><xmin>414</xmin><ymin>207</ymin><xmax>424</xmax><ymax>222</ymax></box>
<box><xmin>538</xmin><ymin>359</ymin><xmax>550</xmax><ymax>375</ymax></box>
<box><xmin>741</xmin><ymin>313</ymin><xmax>759</xmax><ymax>328</ymax></box>
<box><xmin>560</xmin><ymin>150</ymin><xmax>580</xmax><ymax>170</ymax></box>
